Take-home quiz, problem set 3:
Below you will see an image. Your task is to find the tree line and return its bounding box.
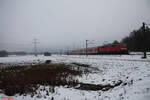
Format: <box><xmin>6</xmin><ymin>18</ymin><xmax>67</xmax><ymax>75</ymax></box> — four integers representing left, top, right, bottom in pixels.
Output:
<box><xmin>121</xmin><ymin>23</ymin><xmax>150</xmax><ymax>58</ymax></box>
<box><xmin>0</xmin><ymin>51</ymin><xmax>27</xmax><ymax>57</ymax></box>
<box><xmin>0</xmin><ymin>50</ymin><xmax>8</xmax><ymax>57</ymax></box>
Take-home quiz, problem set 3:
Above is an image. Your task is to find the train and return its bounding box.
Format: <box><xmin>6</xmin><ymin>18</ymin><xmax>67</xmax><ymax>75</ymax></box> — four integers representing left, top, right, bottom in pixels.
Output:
<box><xmin>66</xmin><ymin>43</ymin><xmax>129</xmax><ymax>55</ymax></box>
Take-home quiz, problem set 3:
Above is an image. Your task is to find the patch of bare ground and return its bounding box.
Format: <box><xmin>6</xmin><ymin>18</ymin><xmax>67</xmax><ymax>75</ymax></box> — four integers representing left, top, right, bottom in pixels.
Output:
<box><xmin>0</xmin><ymin>63</ymin><xmax>82</xmax><ymax>96</ymax></box>
<box><xmin>71</xmin><ymin>62</ymin><xmax>90</xmax><ymax>67</ymax></box>
<box><xmin>76</xmin><ymin>80</ymin><xmax>122</xmax><ymax>91</ymax></box>
<box><xmin>71</xmin><ymin>62</ymin><xmax>100</xmax><ymax>73</ymax></box>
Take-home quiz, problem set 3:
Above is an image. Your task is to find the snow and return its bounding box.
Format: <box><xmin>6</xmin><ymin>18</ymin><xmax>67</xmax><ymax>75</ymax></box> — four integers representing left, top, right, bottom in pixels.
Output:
<box><xmin>0</xmin><ymin>54</ymin><xmax>150</xmax><ymax>100</ymax></box>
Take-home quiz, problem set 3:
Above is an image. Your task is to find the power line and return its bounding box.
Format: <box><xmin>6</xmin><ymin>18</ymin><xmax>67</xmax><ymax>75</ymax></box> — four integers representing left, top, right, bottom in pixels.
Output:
<box><xmin>85</xmin><ymin>40</ymin><xmax>95</xmax><ymax>57</ymax></box>
<box><xmin>32</xmin><ymin>38</ymin><xmax>39</xmax><ymax>56</ymax></box>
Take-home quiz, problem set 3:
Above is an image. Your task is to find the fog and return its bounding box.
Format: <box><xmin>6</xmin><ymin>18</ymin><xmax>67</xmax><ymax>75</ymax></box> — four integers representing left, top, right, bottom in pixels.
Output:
<box><xmin>0</xmin><ymin>0</ymin><xmax>150</xmax><ymax>52</ymax></box>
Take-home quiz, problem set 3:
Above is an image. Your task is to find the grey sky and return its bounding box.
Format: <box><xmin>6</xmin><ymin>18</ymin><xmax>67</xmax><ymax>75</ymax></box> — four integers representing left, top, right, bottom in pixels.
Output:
<box><xmin>0</xmin><ymin>0</ymin><xmax>150</xmax><ymax>52</ymax></box>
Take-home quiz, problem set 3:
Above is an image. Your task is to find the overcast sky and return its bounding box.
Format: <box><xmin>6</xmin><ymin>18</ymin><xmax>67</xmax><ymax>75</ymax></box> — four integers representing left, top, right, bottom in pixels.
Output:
<box><xmin>0</xmin><ymin>0</ymin><xmax>150</xmax><ymax>52</ymax></box>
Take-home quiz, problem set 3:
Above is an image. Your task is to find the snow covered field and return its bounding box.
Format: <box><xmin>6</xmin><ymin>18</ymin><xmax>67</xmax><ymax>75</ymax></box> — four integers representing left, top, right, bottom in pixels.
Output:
<box><xmin>0</xmin><ymin>54</ymin><xmax>150</xmax><ymax>100</ymax></box>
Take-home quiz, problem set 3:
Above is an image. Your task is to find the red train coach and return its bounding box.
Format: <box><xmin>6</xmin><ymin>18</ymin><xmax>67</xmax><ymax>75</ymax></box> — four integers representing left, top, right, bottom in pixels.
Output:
<box><xmin>67</xmin><ymin>43</ymin><xmax>128</xmax><ymax>55</ymax></box>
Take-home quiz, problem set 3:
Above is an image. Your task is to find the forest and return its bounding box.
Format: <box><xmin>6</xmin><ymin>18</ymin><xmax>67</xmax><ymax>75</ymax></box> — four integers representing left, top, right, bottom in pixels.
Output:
<box><xmin>121</xmin><ymin>23</ymin><xmax>150</xmax><ymax>58</ymax></box>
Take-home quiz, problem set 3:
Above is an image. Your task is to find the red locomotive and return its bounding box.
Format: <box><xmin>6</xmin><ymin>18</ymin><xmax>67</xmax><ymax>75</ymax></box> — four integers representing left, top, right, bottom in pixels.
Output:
<box><xmin>67</xmin><ymin>43</ymin><xmax>129</xmax><ymax>55</ymax></box>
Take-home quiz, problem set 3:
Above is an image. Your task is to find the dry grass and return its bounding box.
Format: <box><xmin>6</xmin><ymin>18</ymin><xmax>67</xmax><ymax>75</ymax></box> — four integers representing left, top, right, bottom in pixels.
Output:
<box><xmin>0</xmin><ymin>63</ymin><xmax>82</xmax><ymax>96</ymax></box>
